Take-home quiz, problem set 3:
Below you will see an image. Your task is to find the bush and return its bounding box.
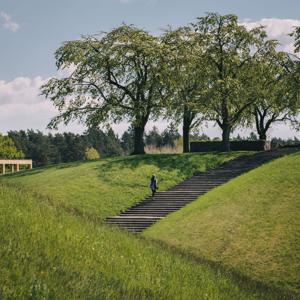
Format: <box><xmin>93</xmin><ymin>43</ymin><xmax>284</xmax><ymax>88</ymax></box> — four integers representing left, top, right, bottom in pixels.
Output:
<box><xmin>0</xmin><ymin>134</ymin><xmax>24</xmax><ymax>159</ymax></box>
<box><xmin>84</xmin><ymin>147</ymin><xmax>100</xmax><ymax>160</ymax></box>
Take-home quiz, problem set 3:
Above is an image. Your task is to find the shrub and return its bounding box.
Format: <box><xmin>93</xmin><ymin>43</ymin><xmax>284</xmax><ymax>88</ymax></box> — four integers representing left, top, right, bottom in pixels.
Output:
<box><xmin>84</xmin><ymin>147</ymin><xmax>100</xmax><ymax>160</ymax></box>
<box><xmin>0</xmin><ymin>134</ymin><xmax>24</xmax><ymax>159</ymax></box>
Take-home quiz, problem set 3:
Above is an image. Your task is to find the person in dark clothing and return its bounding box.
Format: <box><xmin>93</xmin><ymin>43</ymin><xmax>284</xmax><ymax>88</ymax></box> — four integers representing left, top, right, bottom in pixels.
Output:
<box><xmin>149</xmin><ymin>174</ymin><xmax>158</xmax><ymax>197</ymax></box>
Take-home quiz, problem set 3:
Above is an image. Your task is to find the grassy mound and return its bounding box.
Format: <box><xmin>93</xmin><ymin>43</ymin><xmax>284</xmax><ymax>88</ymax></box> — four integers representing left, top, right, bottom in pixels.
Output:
<box><xmin>1</xmin><ymin>152</ymin><xmax>244</xmax><ymax>219</ymax></box>
<box><xmin>144</xmin><ymin>152</ymin><xmax>300</xmax><ymax>296</ymax></box>
<box><xmin>0</xmin><ymin>183</ymin><xmax>273</xmax><ymax>300</ymax></box>
<box><xmin>0</xmin><ymin>151</ymin><xmax>284</xmax><ymax>299</ymax></box>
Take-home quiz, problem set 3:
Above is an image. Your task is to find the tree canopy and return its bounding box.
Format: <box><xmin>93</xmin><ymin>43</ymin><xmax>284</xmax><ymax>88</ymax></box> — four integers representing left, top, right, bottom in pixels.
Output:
<box><xmin>41</xmin><ymin>14</ymin><xmax>300</xmax><ymax>153</ymax></box>
<box><xmin>245</xmin><ymin>48</ymin><xmax>299</xmax><ymax>140</ymax></box>
<box><xmin>191</xmin><ymin>13</ymin><xmax>273</xmax><ymax>150</ymax></box>
<box><xmin>161</xmin><ymin>27</ymin><xmax>208</xmax><ymax>152</ymax></box>
<box><xmin>41</xmin><ymin>24</ymin><xmax>167</xmax><ymax>154</ymax></box>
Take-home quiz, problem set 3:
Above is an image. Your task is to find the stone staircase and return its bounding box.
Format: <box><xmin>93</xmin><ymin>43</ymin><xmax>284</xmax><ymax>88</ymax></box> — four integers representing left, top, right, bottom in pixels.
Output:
<box><xmin>106</xmin><ymin>150</ymin><xmax>287</xmax><ymax>233</ymax></box>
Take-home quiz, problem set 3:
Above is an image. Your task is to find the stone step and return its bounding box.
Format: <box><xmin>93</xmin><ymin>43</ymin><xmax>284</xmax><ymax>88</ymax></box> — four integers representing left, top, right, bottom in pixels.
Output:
<box><xmin>122</xmin><ymin>209</ymin><xmax>180</xmax><ymax>213</ymax></box>
<box><xmin>128</xmin><ymin>205</ymin><xmax>192</xmax><ymax>210</ymax></box>
<box><xmin>120</xmin><ymin>212</ymin><xmax>182</xmax><ymax>216</ymax></box>
<box><xmin>129</xmin><ymin>200</ymin><xmax>195</xmax><ymax>207</ymax></box>
<box><xmin>122</xmin><ymin>209</ymin><xmax>186</xmax><ymax>213</ymax></box>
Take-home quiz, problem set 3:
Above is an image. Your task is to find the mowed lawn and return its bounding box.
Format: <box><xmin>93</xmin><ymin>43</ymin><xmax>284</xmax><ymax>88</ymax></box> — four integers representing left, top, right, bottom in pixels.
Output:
<box><xmin>145</xmin><ymin>152</ymin><xmax>300</xmax><ymax>297</ymax></box>
<box><xmin>0</xmin><ymin>151</ymin><xmax>285</xmax><ymax>300</ymax></box>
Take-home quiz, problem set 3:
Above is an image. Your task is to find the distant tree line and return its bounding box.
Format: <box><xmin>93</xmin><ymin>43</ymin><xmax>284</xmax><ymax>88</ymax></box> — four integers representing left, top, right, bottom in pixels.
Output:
<box><xmin>6</xmin><ymin>128</ymin><xmax>122</xmax><ymax>166</ymax></box>
<box><xmin>41</xmin><ymin>12</ymin><xmax>300</xmax><ymax>154</ymax></box>
<box><xmin>2</xmin><ymin>125</ymin><xmax>180</xmax><ymax>165</ymax></box>
<box><xmin>1</xmin><ymin>128</ymin><xmax>298</xmax><ymax>165</ymax></box>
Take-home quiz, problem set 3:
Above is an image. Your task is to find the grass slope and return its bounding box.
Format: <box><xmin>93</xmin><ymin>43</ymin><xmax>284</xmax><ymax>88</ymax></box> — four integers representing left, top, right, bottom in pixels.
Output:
<box><xmin>0</xmin><ymin>152</ymin><xmax>283</xmax><ymax>299</ymax></box>
<box><xmin>144</xmin><ymin>152</ymin><xmax>300</xmax><ymax>296</ymax></box>
<box><xmin>1</xmin><ymin>152</ymin><xmax>244</xmax><ymax>220</ymax></box>
<box><xmin>0</xmin><ymin>184</ymin><xmax>270</xmax><ymax>300</ymax></box>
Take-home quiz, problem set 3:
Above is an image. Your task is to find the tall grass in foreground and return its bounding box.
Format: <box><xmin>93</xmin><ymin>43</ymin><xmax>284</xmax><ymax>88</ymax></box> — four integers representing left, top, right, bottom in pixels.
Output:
<box><xmin>0</xmin><ymin>184</ymin><xmax>287</xmax><ymax>299</ymax></box>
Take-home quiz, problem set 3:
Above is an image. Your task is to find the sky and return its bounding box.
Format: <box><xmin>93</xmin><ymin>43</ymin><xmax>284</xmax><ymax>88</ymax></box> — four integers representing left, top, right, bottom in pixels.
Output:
<box><xmin>0</xmin><ymin>0</ymin><xmax>300</xmax><ymax>139</ymax></box>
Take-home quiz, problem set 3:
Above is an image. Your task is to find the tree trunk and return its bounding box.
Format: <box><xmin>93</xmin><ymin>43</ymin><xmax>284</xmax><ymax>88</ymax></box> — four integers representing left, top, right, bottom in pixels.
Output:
<box><xmin>254</xmin><ymin>107</ymin><xmax>268</xmax><ymax>141</ymax></box>
<box><xmin>221</xmin><ymin>124</ymin><xmax>231</xmax><ymax>152</ymax></box>
<box><xmin>183</xmin><ymin>122</ymin><xmax>190</xmax><ymax>153</ymax></box>
<box><xmin>183</xmin><ymin>106</ymin><xmax>192</xmax><ymax>153</ymax></box>
<box><xmin>259</xmin><ymin>132</ymin><xmax>267</xmax><ymax>141</ymax></box>
<box><xmin>132</xmin><ymin>124</ymin><xmax>146</xmax><ymax>155</ymax></box>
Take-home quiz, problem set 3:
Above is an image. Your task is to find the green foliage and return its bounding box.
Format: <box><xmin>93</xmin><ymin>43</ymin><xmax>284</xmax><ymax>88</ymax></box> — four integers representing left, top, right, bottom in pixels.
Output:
<box><xmin>244</xmin><ymin>46</ymin><xmax>300</xmax><ymax>139</ymax></box>
<box><xmin>84</xmin><ymin>147</ymin><xmax>100</xmax><ymax>160</ymax></box>
<box><xmin>0</xmin><ymin>134</ymin><xmax>24</xmax><ymax>159</ymax></box>
<box><xmin>8</xmin><ymin>129</ymin><xmax>123</xmax><ymax>166</ymax></box>
<box><xmin>121</xmin><ymin>126</ymin><xmax>135</xmax><ymax>155</ymax></box>
<box><xmin>161</xmin><ymin>27</ymin><xmax>207</xmax><ymax>151</ymax></box>
<box><xmin>41</xmin><ymin>24</ymin><xmax>168</xmax><ymax>154</ymax></box>
<box><xmin>41</xmin><ymin>14</ymin><xmax>299</xmax><ymax>154</ymax></box>
<box><xmin>145</xmin><ymin>151</ymin><xmax>300</xmax><ymax>296</ymax></box>
<box><xmin>191</xmin><ymin>13</ymin><xmax>272</xmax><ymax>149</ymax></box>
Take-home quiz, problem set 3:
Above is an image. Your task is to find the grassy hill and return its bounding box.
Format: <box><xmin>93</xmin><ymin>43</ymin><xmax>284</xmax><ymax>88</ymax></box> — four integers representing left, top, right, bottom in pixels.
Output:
<box><xmin>144</xmin><ymin>151</ymin><xmax>300</xmax><ymax>297</ymax></box>
<box><xmin>1</xmin><ymin>152</ymin><xmax>244</xmax><ymax>220</ymax></box>
<box><xmin>0</xmin><ymin>151</ymin><xmax>277</xmax><ymax>300</ymax></box>
<box><xmin>0</xmin><ymin>151</ymin><xmax>297</xmax><ymax>299</ymax></box>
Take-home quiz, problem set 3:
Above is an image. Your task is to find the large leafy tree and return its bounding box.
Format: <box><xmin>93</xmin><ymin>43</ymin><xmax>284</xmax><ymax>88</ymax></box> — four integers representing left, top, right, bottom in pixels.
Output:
<box><xmin>41</xmin><ymin>25</ymin><xmax>166</xmax><ymax>155</ymax></box>
<box><xmin>246</xmin><ymin>49</ymin><xmax>299</xmax><ymax>140</ymax></box>
<box><xmin>162</xmin><ymin>27</ymin><xmax>208</xmax><ymax>152</ymax></box>
<box><xmin>192</xmin><ymin>13</ymin><xmax>269</xmax><ymax>151</ymax></box>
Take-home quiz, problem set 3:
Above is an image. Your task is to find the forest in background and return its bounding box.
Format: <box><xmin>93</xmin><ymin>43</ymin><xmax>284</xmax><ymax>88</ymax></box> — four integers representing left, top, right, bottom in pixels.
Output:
<box><xmin>1</xmin><ymin>127</ymin><xmax>299</xmax><ymax>166</ymax></box>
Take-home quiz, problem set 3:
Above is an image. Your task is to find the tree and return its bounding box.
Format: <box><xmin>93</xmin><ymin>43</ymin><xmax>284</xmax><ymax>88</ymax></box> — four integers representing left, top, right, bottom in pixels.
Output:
<box><xmin>162</xmin><ymin>27</ymin><xmax>208</xmax><ymax>152</ymax></box>
<box><xmin>84</xmin><ymin>147</ymin><xmax>100</xmax><ymax>160</ymax></box>
<box><xmin>247</xmin><ymin>50</ymin><xmax>299</xmax><ymax>140</ymax></box>
<box><xmin>0</xmin><ymin>134</ymin><xmax>24</xmax><ymax>159</ymax></box>
<box><xmin>121</xmin><ymin>126</ymin><xmax>134</xmax><ymax>155</ymax></box>
<box><xmin>85</xmin><ymin>127</ymin><xmax>123</xmax><ymax>157</ymax></box>
<box><xmin>161</xmin><ymin>124</ymin><xmax>180</xmax><ymax>148</ymax></box>
<box><xmin>41</xmin><ymin>24</ymin><xmax>167</xmax><ymax>155</ymax></box>
<box><xmin>8</xmin><ymin>129</ymin><xmax>123</xmax><ymax>166</ymax></box>
<box><xmin>145</xmin><ymin>126</ymin><xmax>163</xmax><ymax>148</ymax></box>
<box><xmin>248</xmin><ymin>132</ymin><xmax>258</xmax><ymax>141</ymax></box>
<box><xmin>192</xmin><ymin>13</ymin><xmax>269</xmax><ymax>151</ymax></box>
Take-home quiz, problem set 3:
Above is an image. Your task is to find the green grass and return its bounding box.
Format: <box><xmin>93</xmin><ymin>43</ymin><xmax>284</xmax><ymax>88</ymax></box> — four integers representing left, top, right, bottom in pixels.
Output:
<box><xmin>0</xmin><ymin>151</ymin><xmax>275</xmax><ymax>300</ymax></box>
<box><xmin>0</xmin><ymin>183</ymin><xmax>278</xmax><ymax>300</ymax></box>
<box><xmin>1</xmin><ymin>152</ymin><xmax>246</xmax><ymax>220</ymax></box>
<box><xmin>144</xmin><ymin>152</ymin><xmax>300</xmax><ymax>297</ymax></box>
<box><xmin>0</xmin><ymin>151</ymin><xmax>296</xmax><ymax>299</ymax></box>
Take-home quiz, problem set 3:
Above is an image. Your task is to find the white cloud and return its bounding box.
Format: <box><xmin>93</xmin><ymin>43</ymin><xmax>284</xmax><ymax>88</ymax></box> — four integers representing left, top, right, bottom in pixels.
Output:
<box><xmin>242</xmin><ymin>18</ymin><xmax>300</xmax><ymax>54</ymax></box>
<box><xmin>0</xmin><ymin>76</ymin><xmax>84</xmax><ymax>134</ymax></box>
<box><xmin>0</xmin><ymin>11</ymin><xmax>20</xmax><ymax>32</ymax></box>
